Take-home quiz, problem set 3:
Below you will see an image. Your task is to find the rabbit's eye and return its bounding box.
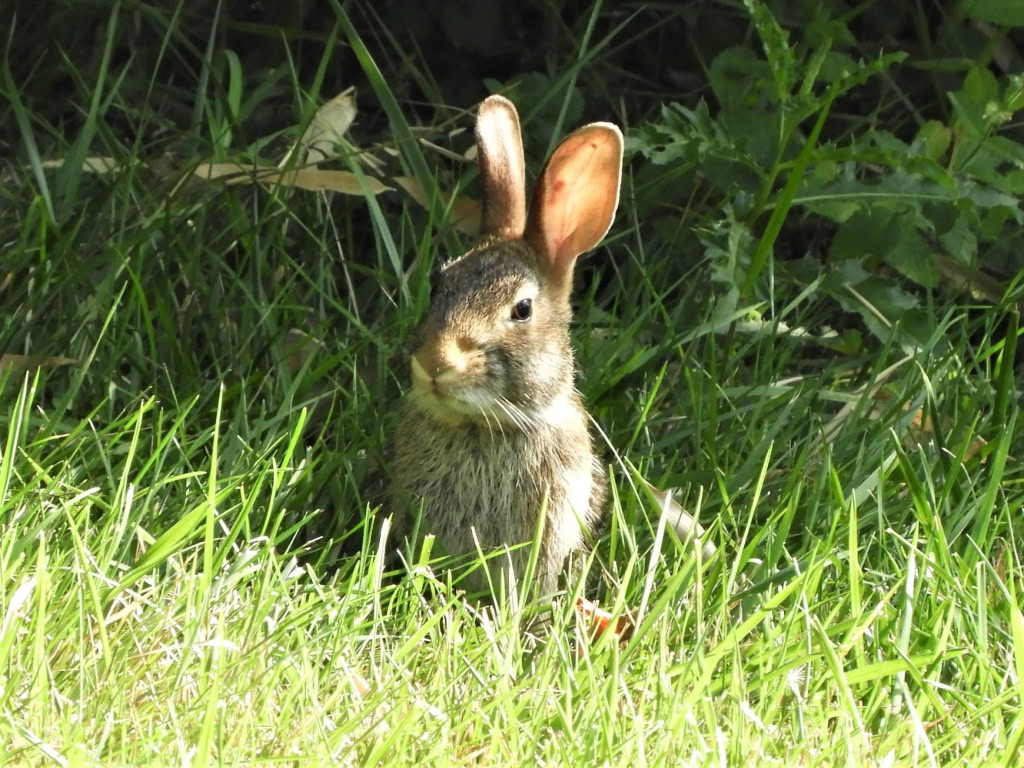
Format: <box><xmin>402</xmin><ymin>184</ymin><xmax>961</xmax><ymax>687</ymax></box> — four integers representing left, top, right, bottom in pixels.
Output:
<box><xmin>510</xmin><ymin>298</ymin><xmax>533</xmax><ymax>322</ymax></box>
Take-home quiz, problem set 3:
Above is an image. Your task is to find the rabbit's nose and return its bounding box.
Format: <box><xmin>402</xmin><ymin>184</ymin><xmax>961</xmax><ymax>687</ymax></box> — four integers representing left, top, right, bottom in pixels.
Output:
<box><xmin>412</xmin><ymin>337</ymin><xmax>470</xmax><ymax>382</ymax></box>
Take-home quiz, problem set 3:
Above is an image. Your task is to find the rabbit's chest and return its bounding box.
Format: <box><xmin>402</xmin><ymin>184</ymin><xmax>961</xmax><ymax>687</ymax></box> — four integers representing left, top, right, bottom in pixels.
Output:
<box><xmin>392</xmin><ymin>413</ymin><xmax>596</xmax><ymax>555</ymax></box>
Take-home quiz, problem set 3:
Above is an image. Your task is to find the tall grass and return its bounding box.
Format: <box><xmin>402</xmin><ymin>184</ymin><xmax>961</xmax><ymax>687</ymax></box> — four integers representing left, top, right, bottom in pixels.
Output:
<box><xmin>1</xmin><ymin>2</ymin><xmax>1022</xmax><ymax>765</ymax></box>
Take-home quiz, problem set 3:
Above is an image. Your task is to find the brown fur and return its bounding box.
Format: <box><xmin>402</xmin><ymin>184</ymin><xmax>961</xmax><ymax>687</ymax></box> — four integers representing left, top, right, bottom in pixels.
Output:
<box><xmin>383</xmin><ymin>97</ymin><xmax>623</xmax><ymax>597</ymax></box>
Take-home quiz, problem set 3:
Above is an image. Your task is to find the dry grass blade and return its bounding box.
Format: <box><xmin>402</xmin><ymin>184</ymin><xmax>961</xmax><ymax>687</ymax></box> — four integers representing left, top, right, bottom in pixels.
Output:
<box><xmin>393</xmin><ymin>175</ymin><xmax>480</xmax><ymax>235</ymax></box>
<box><xmin>341</xmin><ymin>663</ymin><xmax>371</xmax><ymax>698</ymax></box>
<box><xmin>814</xmin><ymin>354</ymin><xmax>991</xmax><ymax>464</ymax></box>
<box><xmin>816</xmin><ymin>354</ymin><xmax>914</xmax><ymax>449</ymax></box>
<box><xmin>40</xmin><ymin>156</ymin><xmax>119</xmax><ymax>174</ymax></box>
<box><xmin>280</xmin><ymin>329</ymin><xmax>325</xmax><ymax>375</ymax></box>
<box><xmin>935</xmin><ymin>255</ymin><xmax>1009</xmax><ymax>305</ymax></box>
<box><xmin>0</xmin><ymin>354</ymin><xmax>78</xmax><ymax>374</ymax></box>
<box><xmin>194</xmin><ymin>164</ymin><xmax>392</xmax><ymax>194</ymax></box>
<box><xmin>643</xmin><ymin>479</ymin><xmax>717</xmax><ymax>560</ymax></box>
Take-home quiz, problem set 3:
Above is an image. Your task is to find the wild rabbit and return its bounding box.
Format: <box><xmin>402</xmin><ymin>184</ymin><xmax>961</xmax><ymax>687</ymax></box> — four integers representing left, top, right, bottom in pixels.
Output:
<box><xmin>383</xmin><ymin>95</ymin><xmax>712</xmax><ymax>597</ymax></box>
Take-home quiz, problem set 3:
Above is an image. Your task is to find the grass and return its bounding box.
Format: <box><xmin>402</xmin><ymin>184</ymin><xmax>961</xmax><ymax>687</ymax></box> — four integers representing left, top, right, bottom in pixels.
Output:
<box><xmin>2</xmin><ymin>2</ymin><xmax>1024</xmax><ymax>765</ymax></box>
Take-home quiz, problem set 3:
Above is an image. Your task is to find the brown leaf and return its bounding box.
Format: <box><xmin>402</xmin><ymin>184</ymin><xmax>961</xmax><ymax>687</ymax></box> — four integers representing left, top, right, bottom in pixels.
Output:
<box><xmin>575</xmin><ymin>597</ymin><xmax>634</xmax><ymax>645</ymax></box>
<box><xmin>194</xmin><ymin>164</ymin><xmax>391</xmax><ymax>195</ymax></box>
<box><xmin>280</xmin><ymin>329</ymin><xmax>325</xmax><ymax>375</ymax></box>
<box><xmin>936</xmin><ymin>255</ymin><xmax>1007</xmax><ymax>305</ymax></box>
<box><xmin>344</xmin><ymin>667</ymin><xmax>371</xmax><ymax>699</ymax></box>
<box><xmin>903</xmin><ymin>400</ymin><xmax>989</xmax><ymax>462</ymax></box>
<box><xmin>393</xmin><ymin>175</ymin><xmax>481</xmax><ymax>235</ymax></box>
<box><xmin>293</xmin><ymin>88</ymin><xmax>358</xmax><ymax>166</ymax></box>
<box><xmin>0</xmin><ymin>354</ymin><xmax>78</xmax><ymax>375</ymax></box>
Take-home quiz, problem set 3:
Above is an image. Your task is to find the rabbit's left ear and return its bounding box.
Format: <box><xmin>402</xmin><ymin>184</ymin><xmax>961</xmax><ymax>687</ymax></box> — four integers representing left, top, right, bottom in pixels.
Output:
<box><xmin>525</xmin><ymin>123</ymin><xmax>623</xmax><ymax>293</ymax></box>
<box><xmin>475</xmin><ymin>95</ymin><xmax>527</xmax><ymax>239</ymax></box>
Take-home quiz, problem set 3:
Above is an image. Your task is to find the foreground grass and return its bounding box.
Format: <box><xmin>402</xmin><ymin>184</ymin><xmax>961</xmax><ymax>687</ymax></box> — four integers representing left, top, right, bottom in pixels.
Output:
<box><xmin>3</xmin><ymin>4</ymin><xmax>1024</xmax><ymax>766</ymax></box>
<box><xmin>2</xmin><ymin>341</ymin><xmax>1022</xmax><ymax>766</ymax></box>
<box><xmin>3</xmin><ymin>358</ymin><xmax>1022</xmax><ymax>766</ymax></box>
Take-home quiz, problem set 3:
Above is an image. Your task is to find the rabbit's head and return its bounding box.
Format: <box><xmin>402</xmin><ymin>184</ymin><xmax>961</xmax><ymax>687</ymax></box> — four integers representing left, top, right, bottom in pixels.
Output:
<box><xmin>407</xmin><ymin>96</ymin><xmax>623</xmax><ymax>430</ymax></box>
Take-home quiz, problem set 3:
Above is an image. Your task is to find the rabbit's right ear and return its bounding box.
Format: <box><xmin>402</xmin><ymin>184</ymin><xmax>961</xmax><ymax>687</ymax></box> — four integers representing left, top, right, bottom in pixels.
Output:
<box><xmin>475</xmin><ymin>95</ymin><xmax>527</xmax><ymax>239</ymax></box>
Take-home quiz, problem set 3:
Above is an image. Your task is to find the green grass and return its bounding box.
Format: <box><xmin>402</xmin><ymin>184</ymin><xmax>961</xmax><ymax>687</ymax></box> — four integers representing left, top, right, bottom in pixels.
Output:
<box><xmin>3</xmin><ymin>3</ymin><xmax>1024</xmax><ymax>765</ymax></box>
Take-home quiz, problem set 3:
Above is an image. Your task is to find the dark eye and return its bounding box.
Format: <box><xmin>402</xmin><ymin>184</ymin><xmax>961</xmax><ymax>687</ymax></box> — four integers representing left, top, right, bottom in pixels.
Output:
<box><xmin>510</xmin><ymin>298</ymin><xmax>533</xmax><ymax>322</ymax></box>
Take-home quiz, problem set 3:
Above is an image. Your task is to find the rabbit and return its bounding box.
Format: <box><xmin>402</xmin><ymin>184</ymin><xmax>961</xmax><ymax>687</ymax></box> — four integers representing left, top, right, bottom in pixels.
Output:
<box><xmin>382</xmin><ymin>95</ymin><xmax>713</xmax><ymax>598</ymax></box>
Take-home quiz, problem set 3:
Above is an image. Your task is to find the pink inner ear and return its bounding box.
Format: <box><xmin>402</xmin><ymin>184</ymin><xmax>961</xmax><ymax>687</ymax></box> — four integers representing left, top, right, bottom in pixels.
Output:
<box><xmin>526</xmin><ymin>124</ymin><xmax>623</xmax><ymax>285</ymax></box>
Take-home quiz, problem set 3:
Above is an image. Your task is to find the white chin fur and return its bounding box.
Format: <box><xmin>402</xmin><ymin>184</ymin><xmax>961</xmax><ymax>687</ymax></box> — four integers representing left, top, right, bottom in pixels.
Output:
<box><xmin>410</xmin><ymin>386</ymin><xmax>578</xmax><ymax>432</ymax></box>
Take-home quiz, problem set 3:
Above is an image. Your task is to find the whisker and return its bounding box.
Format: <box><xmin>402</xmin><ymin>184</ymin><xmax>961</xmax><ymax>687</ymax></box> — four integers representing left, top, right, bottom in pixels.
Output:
<box><xmin>463</xmin><ymin>389</ymin><xmax>506</xmax><ymax>439</ymax></box>
<box><xmin>492</xmin><ymin>398</ymin><xmax>517</xmax><ymax>431</ymax></box>
<box><xmin>497</xmin><ymin>396</ymin><xmax>534</xmax><ymax>433</ymax></box>
<box><xmin>490</xmin><ymin>405</ymin><xmax>506</xmax><ymax>438</ymax></box>
<box><xmin>477</xmin><ymin>403</ymin><xmax>494</xmax><ymax>440</ymax></box>
<box><xmin>503</xmin><ymin>400</ymin><xmax>528</xmax><ymax>432</ymax></box>
<box><xmin>496</xmin><ymin>399</ymin><xmax>524</xmax><ymax>433</ymax></box>
<box><xmin>509</xmin><ymin>397</ymin><xmax>539</xmax><ymax>430</ymax></box>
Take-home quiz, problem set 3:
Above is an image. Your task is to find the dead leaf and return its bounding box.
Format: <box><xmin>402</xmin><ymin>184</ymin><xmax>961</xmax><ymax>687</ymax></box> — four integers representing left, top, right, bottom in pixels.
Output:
<box><xmin>40</xmin><ymin>156</ymin><xmax>119</xmax><ymax>174</ymax></box>
<box><xmin>0</xmin><ymin>354</ymin><xmax>78</xmax><ymax>375</ymax></box>
<box><xmin>904</xmin><ymin>400</ymin><xmax>989</xmax><ymax>462</ymax></box>
<box><xmin>291</xmin><ymin>88</ymin><xmax>358</xmax><ymax>166</ymax></box>
<box><xmin>642</xmin><ymin>479</ymin><xmax>717</xmax><ymax>560</ymax></box>
<box><xmin>936</xmin><ymin>255</ymin><xmax>1007</xmax><ymax>305</ymax></box>
<box><xmin>194</xmin><ymin>163</ymin><xmax>391</xmax><ymax>195</ymax></box>
<box><xmin>343</xmin><ymin>665</ymin><xmax>371</xmax><ymax>699</ymax></box>
<box><xmin>575</xmin><ymin>597</ymin><xmax>634</xmax><ymax>645</ymax></box>
<box><xmin>816</xmin><ymin>354</ymin><xmax>914</xmax><ymax>448</ymax></box>
<box><xmin>280</xmin><ymin>329</ymin><xmax>325</xmax><ymax>375</ymax></box>
<box><xmin>393</xmin><ymin>175</ymin><xmax>481</xmax><ymax>235</ymax></box>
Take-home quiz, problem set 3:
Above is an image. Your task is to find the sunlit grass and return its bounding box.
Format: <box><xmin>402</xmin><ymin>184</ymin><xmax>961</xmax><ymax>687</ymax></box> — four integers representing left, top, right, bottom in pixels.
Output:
<box><xmin>2</xmin><ymin>2</ymin><xmax>1023</xmax><ymax>766</ymax></box>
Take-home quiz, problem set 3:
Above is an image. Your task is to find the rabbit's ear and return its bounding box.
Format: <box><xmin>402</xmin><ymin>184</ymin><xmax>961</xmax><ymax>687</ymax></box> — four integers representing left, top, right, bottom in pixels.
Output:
<box><xmin>476</xmin><ymin>95</ymin><xmax>527</xmax><ymax>239</ymax></box>
<box><xmin>525</xmin><ymin>123</ymin><xmax>622</xmax><ymax>292</ymax></box>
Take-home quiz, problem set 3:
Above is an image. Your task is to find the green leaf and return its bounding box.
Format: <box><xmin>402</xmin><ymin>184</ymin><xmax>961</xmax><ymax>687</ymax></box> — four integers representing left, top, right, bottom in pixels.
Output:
<box><xmin>818</xmin><ymin>51</ymin><xmax>858</xmax><ymax>83</ymax></box>
<box><xmin>709</xmin><ymin>46</ymin><xmax>768</xmax><ymax>111</ymax></box>
<box><xmin>627</xmin><ymin>124</ymin><xmax>689</xmax><ymax>166</ymax></box>
<box><xmin>1004</xmin><ymin>74</ymin><xmax>1024</xmax><ymax>112</ymax></box>
<box><xmin>965</xmin><ymin>66</ymin><xmax>1001</xmax><ymax>103</ymax></box>
<box><xmin>828</xmin><ymin>209</ymin><xmax>899</xmax><ymax>263</ymax></box>
<box><xmin>742</xmin><ymin>0</ymin><xmax>797</xmax><ymax>102</ymax></box>
<box><xmin>223</xmin><ymin>49</ymin><xmax>243</xmax><ymax>121</ymax></box>
<box><xmin>980</xmin><ymin>205</ymin><xmax>1015</xmax><ymax>241</ymax></box>
<box><xmin>949</xmin><ymin>67</ymin><xmax>1001</xmax><ymax>140</ymax></box>
<box><xmin>939</xmin><ymin>215</ymin><xmax>978</xmax><ymax>264</ymax></box>
<box><xmin>965</xmin><ymin>0</ymin><xmax>1024</xmax><ymax>26</ymax></box>
<box><xmin>824</xmin><ymin>260</ymin><xmax>920</xmax><ymax>328</ymax></box>
<box><xmin>721</xmin><ymin>107</ymin><xmax>782</xmax><ymax>168</ymax></box>
<box><xmin>915</xmin><ymin>121</ymin><xmax>951</xmax><ymax>162</ymax></box>
<box><xmin>982</xmin><ymin>135</ymin><xmax>1024</xmax><ymax>168</ymax></box>
<box><xmin>884</xmin><ymin>221</ymin><xmax>938</xmax><ymax>288</ymax></box>
<box><xmin>801</xmin><ymin>170</ymin><xmax>1014</xmax><ymax>212</ymax></box>
<box><xmin>854</xmin><ymin>278</ymin><xmax>919</xmax><ymax>315</ymax></box>
<box><xmin>805</xmin><ymin>18</ymin><xmax>856</xmax><ymax>48</ymax></box>
<box><xmin>948</xmin><ymin>92</ymin><xmax>987</xmax><ymax>140</ymax></box>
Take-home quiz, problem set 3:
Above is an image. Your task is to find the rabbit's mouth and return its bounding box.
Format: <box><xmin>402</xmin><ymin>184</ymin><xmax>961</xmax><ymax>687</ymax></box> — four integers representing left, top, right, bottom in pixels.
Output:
<box><xmin>409</xmin><ymin>352</ymin><xmax>548</xmax><ymax>430</ymax></box>
<box><xmin>410</xmin><ymin>378</ymin><xmax>491</xmax><ymax>423</ymax></box>
<box><xmin>409</xmin><ymin>376</ymin><xmax>539</xmax><ymax>432</ymax></box>
<box><xmin>409</xmin><ymin>352</ymin><xmax>483</xmax><ymax>420</ymax></box>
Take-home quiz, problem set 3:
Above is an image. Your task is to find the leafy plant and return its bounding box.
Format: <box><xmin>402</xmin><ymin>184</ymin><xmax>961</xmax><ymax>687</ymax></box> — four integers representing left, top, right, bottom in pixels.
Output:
<box><xmin>630</xmin><ymin>0</ymin><xmax>1024</xmax><ymax>351</ymax></box>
